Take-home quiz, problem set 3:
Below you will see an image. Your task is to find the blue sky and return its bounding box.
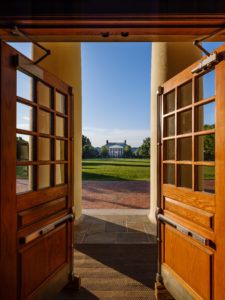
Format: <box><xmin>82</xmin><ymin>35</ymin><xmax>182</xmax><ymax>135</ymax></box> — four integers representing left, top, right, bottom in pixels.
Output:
<box><xmin>82</xmin><ymin>42</ymin><xmax>221</xmax><ymax>147</ymax></box>
<box><xmin>81</xmin><ymin>43</ymin><xmax>151</xmax><ymax>147</ymax></box>
<box><xmin>9</xmin><ymin>41</ymin><xmax>222</xmax><ymax>147</ymax></box>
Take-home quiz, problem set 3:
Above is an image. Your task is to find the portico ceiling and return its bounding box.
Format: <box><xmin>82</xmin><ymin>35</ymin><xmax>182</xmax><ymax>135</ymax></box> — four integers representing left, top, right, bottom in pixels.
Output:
<box><xmin>1</xmin><ymin>1</ymin><xmax>225</xmax><ymax>42</ymax></box>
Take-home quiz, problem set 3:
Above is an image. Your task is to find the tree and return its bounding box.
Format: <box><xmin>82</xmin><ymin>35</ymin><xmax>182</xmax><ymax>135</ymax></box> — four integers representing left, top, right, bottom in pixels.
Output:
<box><xmin>135</xmin><ymin>148</ymin><xmax>141</xmax><ymax>158</ymax></box>
<box><xmin>123</xmin><ymin>145</ymin><xmax>133</xmax><ymax>158</ymax></box>
<box><xmin>137</xmin><ymin>137</ymin><xmax>150</xmax><ymax>158</ymax></box>
<box><xmin>203</xmin><ymin>125</ymin><xmax>215</xmax><ymax>161</ymax></box>
<box><xmin>82</xmin><ymin>135</ymin><xmax>91</xmax><ymax>147</ymax></box>
<box><xmin>100</xmin><ymin>145</ymin><xmax>109</xmax><ymax>158</ymax></box>
<box><xmin>82</xmin><ymin>135</ymin><xmax>99</xmax><ymax>158</ymax></box>
<box><xmin>204</xmin><ymin>133</ymin><xmax>215</xmax><ymax>161</ymax></box>
<box><xmin>83</xmin><ymin>145</ymin><xmax>92</xmax><ymax>159</ymax></box>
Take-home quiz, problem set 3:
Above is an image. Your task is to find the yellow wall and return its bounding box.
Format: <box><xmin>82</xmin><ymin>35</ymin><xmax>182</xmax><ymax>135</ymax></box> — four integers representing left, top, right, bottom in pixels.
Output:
<box><xmin>32</xmin><ymin>43</ymin><xmax>82</xmax><ymax>220</ymax></box>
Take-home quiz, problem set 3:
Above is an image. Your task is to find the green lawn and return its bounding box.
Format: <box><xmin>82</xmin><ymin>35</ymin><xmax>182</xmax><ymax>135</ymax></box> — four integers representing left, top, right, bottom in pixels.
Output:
<box><xmin>16</xmin><ymin>166</ymin><xmax>28</xmax><ymax>179</ymax></box>
<box><xmin>82</xmin><ymin>158</ymin><xmax>150</xmax><ymax>181</ymax></box>
<box><xmin>203</xmin><ymin>166</ymin><xmax>215</xmax><ymax>180</ymax></box>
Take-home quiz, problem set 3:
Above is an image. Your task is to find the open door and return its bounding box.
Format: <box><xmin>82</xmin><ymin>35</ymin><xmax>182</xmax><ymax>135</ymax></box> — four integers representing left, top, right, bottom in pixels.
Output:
<box><xmin>0</xmin><ymin>41</ymin><xmax>74</xmax><ymax>300</ymax></box>
<box><xmin>158</xmin><ymin>43</ymin><xmax>225</xmax><ymax>300</ymax></box>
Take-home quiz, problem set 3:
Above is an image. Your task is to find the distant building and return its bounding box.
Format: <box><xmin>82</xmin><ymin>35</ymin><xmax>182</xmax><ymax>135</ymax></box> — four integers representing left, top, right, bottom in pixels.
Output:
<box><xmin>104</xmin><ymin>140</ymin><xmax>127</xmax><ymax>158</ymax></box>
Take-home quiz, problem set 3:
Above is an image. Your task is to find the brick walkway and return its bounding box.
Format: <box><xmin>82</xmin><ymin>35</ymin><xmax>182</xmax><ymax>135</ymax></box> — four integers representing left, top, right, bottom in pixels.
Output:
<box><xmin>82</xmin><ymin>181</ymin><xmax>150</xmax><ymax>209</ymax></box>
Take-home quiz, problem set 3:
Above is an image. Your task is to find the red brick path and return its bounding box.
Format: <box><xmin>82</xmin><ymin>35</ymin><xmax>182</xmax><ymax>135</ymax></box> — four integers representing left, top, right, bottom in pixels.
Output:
<box><xmin>82</xmin><ymin>181</ymin><xmax>150</xmax><ymax>209</ymax></box>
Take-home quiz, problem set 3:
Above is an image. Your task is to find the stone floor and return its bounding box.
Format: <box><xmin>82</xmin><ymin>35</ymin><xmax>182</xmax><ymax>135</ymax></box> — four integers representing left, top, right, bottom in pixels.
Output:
<box><xmin>82</xmin><ymin>181</ymin><xmax>150</xmax><ymax>209</ymax></box>
<box><xmin>55</xmin><ymin>210</ymin><xmax>157</xmax><ymax>300</ymax></box>
<box><xmin>74</xmin><ymin>209</ymin><xmax>156</xmax><ymax>244</ymax></box>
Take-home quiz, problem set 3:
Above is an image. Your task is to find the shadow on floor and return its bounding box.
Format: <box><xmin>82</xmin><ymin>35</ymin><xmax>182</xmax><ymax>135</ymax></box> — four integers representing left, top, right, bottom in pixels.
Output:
<box><xmin>75</xmin><ymin>214</ymin><xmax>157</xmax><ymax>286</ymax></box>
<box><xmin>74</xmin><ymin>243</ymin><xmax>157</xmax><ymax>288</ymax></box>
<box><xmin>56</xmin><ymin>213</ymin><xmax>157</xmax><ymax>300</ymax></box>
<box><xmin>56</xmin><ymin>287</ymin><xmax>99</xmax><ymax>300</ymax></box>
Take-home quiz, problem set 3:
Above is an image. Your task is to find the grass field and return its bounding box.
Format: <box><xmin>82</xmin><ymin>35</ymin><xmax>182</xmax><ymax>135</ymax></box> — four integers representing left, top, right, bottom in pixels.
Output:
<box><xmin>203</xmin><ymin>166</ymin><xmax>215</xmax><ymax>179</ymax></box>
<box><xmin>16</xmin><ymin>166</ymin><xmax>28</xmax><ymax>179</ymax></box>
<box><xmin>82</xmin><ymin>158</ymin><xmax>150</xmax><ymax>181</ymax></box>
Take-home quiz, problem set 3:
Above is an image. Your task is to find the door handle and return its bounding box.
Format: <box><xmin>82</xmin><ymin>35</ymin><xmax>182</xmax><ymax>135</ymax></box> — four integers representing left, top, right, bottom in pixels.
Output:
<box><xmin>20</xmin><ymin>213</ymin><xmax>73</xmax><ymax>244</ymax></box>
<box><xmin>158</xmin><ymin>214</ymin><xmax>212</xmax><ymax>247</ymax></box>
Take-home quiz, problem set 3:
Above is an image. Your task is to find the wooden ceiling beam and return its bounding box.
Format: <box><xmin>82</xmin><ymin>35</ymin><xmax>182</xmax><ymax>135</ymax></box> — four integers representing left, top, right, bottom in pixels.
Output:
<box><xmin>1</xmin><ymin>14</ymin><xmax>225</xmax><ymax>42</ymax></box>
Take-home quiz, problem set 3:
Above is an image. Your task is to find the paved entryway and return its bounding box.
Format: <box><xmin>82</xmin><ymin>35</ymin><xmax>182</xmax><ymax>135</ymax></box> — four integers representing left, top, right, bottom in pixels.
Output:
<box><xmin>55</xmin><ymin>210</ymin><xmax>157</xmax><ymax>300</ymax></box>
<box><xmin>82</xmin><ymin>181</ymin><xmax>150</xmax><ymax>209</ymax></box>
<box><xmin>74</xmin><ymin>210</ymin><xmax>156</xmax><ymax>244</ymax></box>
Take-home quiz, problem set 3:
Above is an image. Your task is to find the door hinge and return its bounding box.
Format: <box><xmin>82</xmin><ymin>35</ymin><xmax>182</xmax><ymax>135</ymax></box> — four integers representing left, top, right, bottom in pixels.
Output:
<box><xmin>156</xmin><ymin>86</ymin><xmax>164</xmax><ymax>95</ymax></box>
<box><xmin>69</xmin><ymin>87</ymin><xmax>74</xmax><ymax>96</ymax></box>
<box><xmin>155</xmin><ymin>207</ymin><xmax>163</xmax><ymax>219</ymax></box>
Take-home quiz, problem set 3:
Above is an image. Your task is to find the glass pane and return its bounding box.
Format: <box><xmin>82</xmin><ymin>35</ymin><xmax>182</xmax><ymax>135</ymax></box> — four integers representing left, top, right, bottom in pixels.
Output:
<box><xmin>178</xmin><ymin>109</ymin><xmax>192</xmax><ymax>135</ymax></box>
<box><xmin>39</xmin><ymin>110</ymin><xmax>52</xmax><ymax>135</ymax></box>
<box><xmin>56</xmin><ymin>92</ymin><xmax>66</xmax><ymax>114</ymax></box>
<box><xmin>56</xmin><ymin>116</ymin><xmax>66</xmax><ymax>137</ymax></box>
<box><xmin>164</xmin><ymin>140</ymin><xmax>175</xmax><ymax>160</ymax></box>
<box><xmin>178</xmin><ymin>165</ymin><xmax>192</xmax><ymax>189</ymax></box>
<box><xmin>38</xmin><ymin>82</ymin><xmax>52</xmax><ymax>108</ymax></box>
<box><xmin>16</xmin><ymin>70</ymin><xmax>34</xmax><ymax>101</ymax></box>
<box><xmin>56</xmin><ymin>164</ymin><xmax>66</xmax><ymax>185</ymax></box>
<box><xmin>196</xmin><ymin>69</ymin><xmax>215</xmax><ymax>101</ymax></box>
<box><xmin>178</xmin><ymin>81</ymin><xmax>192</xmax><ymax>108</ymax></box>
<box><xmin>56</xmin><ymin>140</ymin><xmax>67</xmax><ymax>160</ymax></box>
<box><xmin>16</xmin><ymin>165</ymin><xmax>34</xmax><ymax>194</ymax></box>
<box><xmin>164</xmin><ymin>115</ymin><xmax>175</xmax><ymax>137</ymax></box>
<box><xmin>163</xmin><ymin>164</ymin><xmax>175</xmax><ymax>185</ymax></box>
<box><xmin>196</xmin><ymin>101</ymin><xmax>215</xmax><ymax>132</ymax></box>
<box><xmin>196</xmin><ymin>134</ymin><xmax>215</xmax><ymax>161</ymax></box>
<box><xmin>164</xmin><ymin>90</ymin><xmax>175</xmax><ymax>114</ymax></box>
<box><xmin>17</xmin><ymin>103</ymin><xmax>35</xmax><ymax>131</ymax></box>
<box><xmin>17</xmin><ymin>134</ymin><xmax>34</xmax><ymax>161</ymax></box>
<box><xmin>178</xmin><ymin>137</ymin><xmax>192</xmax><ymax>161</ymax></box>
<box><xmin>196</xmin><ymin>166</ymin><xmax>215</xmax><ymax>194</ymax></box>
<box><xmin>39</xmin><ymin>137</ymin><xmax>53</xmax><ymax>161</ymax></box>
<box><xmin>39</xmin><ymin>165</ymin><xmax>52</xmax><ymax>189</ymax></box>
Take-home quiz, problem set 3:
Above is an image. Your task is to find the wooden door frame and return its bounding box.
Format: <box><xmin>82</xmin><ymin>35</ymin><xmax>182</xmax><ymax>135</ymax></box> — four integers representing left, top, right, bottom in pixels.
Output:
<box><xmin>0</xmin><ymin>14</ymin><xmax>225</xmax><ymax>299</ymax></box>
<box><xmin>157</xmin><ymin>42</ymin><xmax>225</xmax><ymax>299</ymax></box>
<box><xmin>0</xmin><ymin>41</ymin><xmax>74</xmax><ymax>300</ymax></box>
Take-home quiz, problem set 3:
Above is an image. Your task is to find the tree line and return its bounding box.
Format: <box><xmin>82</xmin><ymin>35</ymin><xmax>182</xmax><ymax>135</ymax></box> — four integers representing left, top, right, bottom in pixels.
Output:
<box><xmin>82</xmin><ymin>126</ymin><xmax>215</xmax><ymax>161</ymax></box>
<box><xmin>82</xmin><ymin>135</ymin><xmax>150</xmax><ymax>159</ymax></box>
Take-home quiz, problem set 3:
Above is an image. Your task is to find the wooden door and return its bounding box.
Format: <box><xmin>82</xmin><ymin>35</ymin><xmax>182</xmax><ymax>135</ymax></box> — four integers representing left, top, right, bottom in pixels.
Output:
<box><xmin>0</xmin><ymin>41</ymin><xmax>74</xmax><ymax>300</ymax></box>
<box><xmin>158</xmin><ymin>43</ymin><xmax>225</xmax><ymax>300</ymax></box>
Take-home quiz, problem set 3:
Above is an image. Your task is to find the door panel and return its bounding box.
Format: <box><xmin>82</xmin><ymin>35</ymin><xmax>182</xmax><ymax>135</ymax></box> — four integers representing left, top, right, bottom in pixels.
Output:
<box><xmin>18</xmin><ymin>197</ymin><xmax>67</xmax><ymax>227</ymax></box>
<box><xmin>164</xmin><ymin>197</ymin><xmax>214</xmax><ymax>229</ymax></box>
<box><xmin>158</xmin><ymin>44</ymin><xmax>225</xmax><ymax>300</ymax></box>
<box><xmin>20</xmin><ymin>225</ymin><xmax>67</xmax><ymax>299</ymax></box>
<box><xmin>0</xmin><ymin>41</ymin><xmax>74</xmax><ymax>300</ymax></box>
<box><xmin>164</xmin><ymin>225</ymin><xmax>212</xmax><ymax>300</ymax></box>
